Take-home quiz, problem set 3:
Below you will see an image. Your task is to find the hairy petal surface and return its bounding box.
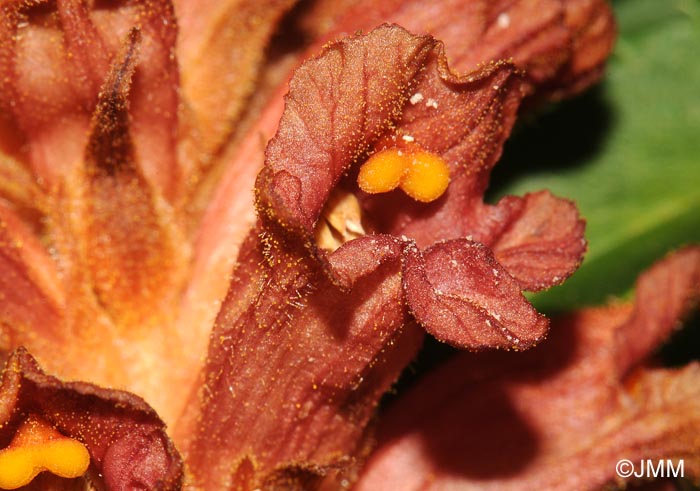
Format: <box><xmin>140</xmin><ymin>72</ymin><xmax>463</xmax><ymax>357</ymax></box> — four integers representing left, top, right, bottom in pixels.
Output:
<box><xmin>0</xmin><ymin>0</ymin><xmax>180</xmax><ymax>200</ymax></box>
<box><xmin>4</xmin><ymin>21</ymin><xmax>190</xmax><ymax>426</ymax></box>
<box><xmin>256</xmin><ymin>25</ymin><xmax>436</xmax><ymax>233</ymax></box>
<box><xmin>179</xmin><ymin>227</ymin><xmax>423</xmax><ymax>490</ymax></box>
<box><xmin>193</xmin><ymin>0</ymin><xmax>613</xmax><ymax>340</ymax></box>
<box><xmin>180</xmin><ymin>22</ymin><xmax>595</xmax><ymax>489</ymax></box>
<box><xmin>0</xmin><ymin>348</ymin><xmax>183</xmax><ymax>491</ymax></box>
<box><xmin>403</xmin><ymin>239</ymin><xmax>548</xmax><ymax>349</ymax></box>
<box><xmin>256</xmin><ymin>24</ymin><xmax>583</xmax><ymax>349</ymax></box>
<box><xmin>61</xmin><ymin>28</ymin><xmax>188</xmax><ymax>330</ymax></box>
<box><xmin>354</xmin><ymin>246</ymin><xmax>700</xmax><ymax>491</ymax></box>
<box><xmin>360</xmin><ymin>54</ymin><xmax>527</xmax><ymax>244</ymax></box>
<box><xmin>174</xmin><ymin>0</ymin><xmax>296</xmax><ymax>161</ymax></box>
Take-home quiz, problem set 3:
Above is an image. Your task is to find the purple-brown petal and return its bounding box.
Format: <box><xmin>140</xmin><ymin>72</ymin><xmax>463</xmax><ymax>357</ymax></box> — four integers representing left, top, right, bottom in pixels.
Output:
<box><xmin>614</xmin><ymin>246</ymin><xmax>700</xmax><ymax>376</ymax></box>
<box><xmin>543</xmin><ymin>0</ymin><xmax>618</xmax><ymax>100</ymax></box>
<box><xmin>403</xmin><ymin>238</ymin><xmax>548</xmax><ymax>349</ymax></box>
<box><xmin>257</xmin><ymin>25</ymin><xmax>436</xmax><ymax>234</ymax></box>
<box><xmin>490</xmin><ymin>190</ymin><xmax>587</xmax><ymax>291</ymax></box>
<box><xmin>362</xmin><ymin>56</ymin><xmax>526</xmax><ymax>247</ymax></box>
<box><xmin>326</xmin><ymin>234</ymin><xmax>406</xmax><ymax>289</ymax></box>
<box><xmin>354</xmin><ymin>247</ymin><xmax>700</xmax><ymax>491</ymax></box>
<box><xmin>0</xmin><ymin>347</ymin><xmax>183</xmax><ymax>491</ymax></box>
<box><xmin>177</xmin><ymin>226</ymin><xmax>423</xmax><ymax>490</ymax></box>
<box><xmin>196</xmin><ymin>0</ymin><xmax>614</xmax><ymax>318</ymax></box>
<box><xmin>257</xmin><ymin>24</ymin><xmax>532</xmax><ymax>247</ymax></box>
<box><xmin>304</xmin><ymin>0</ymin><xmax>614</xmax><ymax>100</ymax></box>
<box><xmin>257</xmin><ymin>25</ymin><xmax>584</xmax><ymax>297</ymax></box>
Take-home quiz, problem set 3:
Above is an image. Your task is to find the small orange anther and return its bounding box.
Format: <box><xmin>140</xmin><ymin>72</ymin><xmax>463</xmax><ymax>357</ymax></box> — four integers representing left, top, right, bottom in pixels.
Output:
<box><xmin>0</xmin><ymin>416</ymin><xmax>90</xmax><ymax>489</ymax></box>
<box><xmin>399</xmin><ymin>150</ymin><xmax>451</xmax><ymax>203</ymax></box>
<box><xmin>357</xmin><ymin>143</ymin><xmax>450</xmax><ymax>203</ymax></box>
<box><xmin>357</xmin><ymin>148</ymin><xmax>406</xmax><ymax>195</ymax></box>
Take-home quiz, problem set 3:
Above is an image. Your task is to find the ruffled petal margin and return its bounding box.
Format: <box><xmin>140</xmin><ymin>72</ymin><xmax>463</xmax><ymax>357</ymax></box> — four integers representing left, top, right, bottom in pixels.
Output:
<box><xmin>255</xmin><ymin>24</ymin><xmax>585</xmax><ymax>351</ymax></box>
<box><xmin>354</xmin><ymin>246</ymin><xmax>700</xmax><ymax>491</ymax></box>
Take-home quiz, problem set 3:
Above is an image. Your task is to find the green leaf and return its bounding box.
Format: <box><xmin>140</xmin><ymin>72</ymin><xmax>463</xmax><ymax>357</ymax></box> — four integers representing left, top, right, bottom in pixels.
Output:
<box><xmin>489</xmin><ymin>0</ymin><xmax>700</xmax><ymax>312</ymax></box>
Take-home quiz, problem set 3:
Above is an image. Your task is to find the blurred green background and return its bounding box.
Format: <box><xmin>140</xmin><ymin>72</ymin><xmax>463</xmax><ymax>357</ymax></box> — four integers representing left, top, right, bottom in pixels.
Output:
<box><xmin>490</xmin><ymin>0</ymin><xmax>700</xmax><ymax>311</ymax></box>
<box><xmin>489</xmin><ymin>2</ymin><xmax>700</xmax><ymax>487</ymax></box>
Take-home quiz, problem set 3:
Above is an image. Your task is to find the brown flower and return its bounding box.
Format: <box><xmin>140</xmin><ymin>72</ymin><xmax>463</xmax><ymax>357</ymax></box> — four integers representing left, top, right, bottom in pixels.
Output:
<box><xmin>181</xmin><ymin>19</ymin><xmax>595</xmax><ymax>489</ymax></box>
<box><xmin>0</xmin><ymin>1</ymin><xmax>616</xmax><ymax>490</ymax></box>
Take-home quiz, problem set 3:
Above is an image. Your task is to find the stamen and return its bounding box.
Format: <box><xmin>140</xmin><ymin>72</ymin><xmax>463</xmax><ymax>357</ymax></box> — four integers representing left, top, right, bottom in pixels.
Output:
<box><xmin>0</xmin><ymin>416</ymin><xmax>90</xmax><ymax>489</ymax></box>
<box><xmin>357</xmin><ymin>148</ymin><xmax>405</xmax><ymax>195</ymax></box>
<box><xmin>400</xmin><ymin>150</ymin><xmax>451</xmax><ymax>203</ymax></box>
<box><xmin>357</xmin><ymin>144</ymin><xmax>450</xmax><ymax>203</ymax></box>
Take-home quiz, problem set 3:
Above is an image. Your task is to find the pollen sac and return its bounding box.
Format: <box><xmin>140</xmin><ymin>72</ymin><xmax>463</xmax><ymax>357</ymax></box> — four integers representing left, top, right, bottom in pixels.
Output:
<box><xmin>0</xmin><ymin>416</ymin><xmax>90</xmax><ymax>489</ymax></box>
<box><xmin>357</xmin><ymin>148</ymin><xmax>406</xmax><ymax>194</ymax></box>
<box><xmin>400</xmin><ymin>150</ymin><xmax>451</xmax><ymax>203</ymax></box>
<box><xmin>357</xmin><ymin>145</ymin><xmax>450</xmax><ymax>203</ymax></box>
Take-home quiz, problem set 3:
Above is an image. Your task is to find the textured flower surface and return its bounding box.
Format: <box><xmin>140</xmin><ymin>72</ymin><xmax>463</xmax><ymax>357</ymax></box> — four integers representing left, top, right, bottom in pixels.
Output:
<box><xmin>8</xmin><ymin>1</ymin><xmax>698</xmax><ymax>491</ymax></box>
<box><xmin>179</xmin><ymin>19</ymin><xmax>592</xmax><ymax>489</ymax></box>
<box><xmin>354</xmin><ymin>246</ymin><xmax>700</xmax><ymax>491</ymax></box>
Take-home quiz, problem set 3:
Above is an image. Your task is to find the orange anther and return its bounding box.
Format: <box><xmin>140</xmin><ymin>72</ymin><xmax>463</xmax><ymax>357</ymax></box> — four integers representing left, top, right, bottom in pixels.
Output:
<box><xmin>357</xmin><ymin>148</ymin><xmax>406</xmax><ymax>195</ymax></box>
<box><xmin>0</xmin><ymin>416</ymin><xmax>90</xmax><ymax>489</ymax></box>
<box><xmin>357</xmin><ymin>143</ymin><xmax>450</xmax><ymax>203</ymax></box>
<box><xmin>399</xmin><ymin>150</ymin><xmax>451</xmax><ymax>203</ymax></box>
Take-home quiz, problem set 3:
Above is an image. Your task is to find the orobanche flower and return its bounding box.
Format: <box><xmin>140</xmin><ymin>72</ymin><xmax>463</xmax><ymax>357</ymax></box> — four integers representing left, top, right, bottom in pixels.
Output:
<box><xmin>0</xmin><ymin>1</ymin><xmax>624</xmax><ymax>490</ymax></box>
